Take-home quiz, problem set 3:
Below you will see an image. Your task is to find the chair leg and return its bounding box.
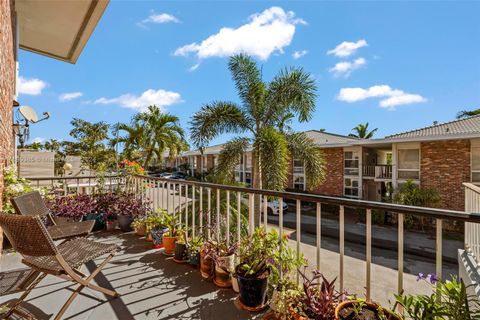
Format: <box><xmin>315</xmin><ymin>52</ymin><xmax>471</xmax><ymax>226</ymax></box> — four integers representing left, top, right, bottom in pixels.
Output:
<box><xmin>5</xmin><ymin>273</ymin><xmax>46</xmax><ymax>318</ymax></box>
<box><xmin>54</xmin><ymin>254</ymin><xmax>118</xmax><ymax>319</ymax></box>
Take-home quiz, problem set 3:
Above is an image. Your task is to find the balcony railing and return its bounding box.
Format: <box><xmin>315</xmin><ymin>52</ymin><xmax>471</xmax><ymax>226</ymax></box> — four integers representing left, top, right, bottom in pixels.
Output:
<box><xmin>363</xmin><ymin>164</ymin><xmax>393</xmax><ymax>179</ymax></box>
<box><xmin>130</xmin><ymin>174</ymin><xmax>480</xmax><ymax>302</ymax></box>
<box><xmin>464</xmin><ymin>183</ymin><xmax>480</xmax><ymax>263</ymax></box>
<box><xmin>26</xmin><ymin>174</ymin><xmax>480</xmax><ymax>303</ymax></box>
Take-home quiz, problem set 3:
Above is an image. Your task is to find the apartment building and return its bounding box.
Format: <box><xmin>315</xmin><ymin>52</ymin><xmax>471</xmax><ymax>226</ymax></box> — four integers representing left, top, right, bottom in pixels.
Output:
<box><xmin>172</xmin><ymin>116</ymin><xmax>480</xmax><ymax>211</ymax></box>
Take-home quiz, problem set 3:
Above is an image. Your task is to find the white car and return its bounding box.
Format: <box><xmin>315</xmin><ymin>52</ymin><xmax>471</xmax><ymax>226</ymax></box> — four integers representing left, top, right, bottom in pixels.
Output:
<box><xmin>241</xmin><ymin>198</ymin><xmax>289</xmax><ymax>215</ymax></box>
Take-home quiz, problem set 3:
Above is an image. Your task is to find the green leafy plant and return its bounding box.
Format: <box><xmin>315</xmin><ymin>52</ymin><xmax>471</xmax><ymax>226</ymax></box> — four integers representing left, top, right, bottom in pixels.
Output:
<box><xmin>395</xmin><ymin>273</ymin><xmax>480</xmax><ymax>320</ymax></box>
<box><xmin>2</xmin><ymin>164</ymin><xmax>49</xmax><ymax>214</ymax></box>
<box><xmin>160</xmin><ymin>210</ymin><xmax>183</xmax><ymax>237</ymax></box>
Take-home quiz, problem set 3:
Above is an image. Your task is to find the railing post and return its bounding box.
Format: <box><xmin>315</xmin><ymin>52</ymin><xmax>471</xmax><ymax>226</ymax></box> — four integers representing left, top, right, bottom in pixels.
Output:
<box><xmin>216</xmin><ymin>189</ymin><xmax>220</xmax><ymax>238</ymax></box>
<box><xmin>199</xmin><ymin>187</ymin><xmax>203</xmax><ymax>231</ymax></box>
<box><xmin>207</xmin><ymin>188</ymin><xmax>211</xmax><ymax>240</ymax></box>
<box><xmin>237</xmin><ymin>191</ymin><xmax>241</xmax><ymax>243</ymax></box>
<box><xmin>226</xmin><ymin>190</ymin><xmax>230</xmax><ymax>245</ymax></box>
<box><xmin>398</xmin><ymin>213</ymin><xmax>404</xmax><ymax>297</ymax></box>
<box><xmin>339</xmin><ymin>205</ymin><xmax>345</xmax><ymax>293</ymax></box>
<box><xmin>263</xmin><ymin>195</ymin><xmax>268</xmax><ymax>231</ymax></box>
<box><xmin>316</xmin><ymin>202</ymin><xmax>321</xmax><ymax>271</ymax></box>
<box><xmin>248</xmin><ymin>193</ymin><xmax>254</xmax><ymax>235</ymax></box>
<box><xmin>366</xmin><ymin>208</ymin><xmax>372</xmax><ymax>302</ymax></box>
<box><xmin>436</xmin><ymin>219</ymin><xmax>443</xmax><ymax>282</ymax></box>
<box><xmin>192</xmin><ymin>185</ymin><xmax>196</xmax><ymax>239</ymax></box>
<box><xmin>296</xmin><ymin>199</ymin><xmax>301</xmax><ymax>284</ymax></box>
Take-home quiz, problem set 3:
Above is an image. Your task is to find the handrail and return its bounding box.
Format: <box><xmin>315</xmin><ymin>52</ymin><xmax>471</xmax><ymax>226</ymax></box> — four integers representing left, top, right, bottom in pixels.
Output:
<box><xmin>134</xmin><ymin>174</ymin><xmax>480</xmax><ymax>222</ymax></box>
<box><xmin>464</xmin><ymin>182</ymin><xmax>480</xmax><ymax>194</ymax></box>
<box><xmin>25</xmin><ymin>174</ymin><xmax>121</xmax><ymax>181</ymax></box>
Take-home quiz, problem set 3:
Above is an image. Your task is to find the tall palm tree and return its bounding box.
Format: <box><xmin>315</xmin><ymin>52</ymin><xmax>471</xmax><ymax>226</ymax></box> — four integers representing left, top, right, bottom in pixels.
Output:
<box><xmin>114</xmin><ymin>105</ymin><xmax>187</xmax><ymax>168</ymax></box>
<box><xmin>349</xmin><ymin>123</ymin><xmax>378</xmax><ymax>139</ymax></box>
<box><xmin>456</xmin><ymin>108</ymin><xmax>480</xmax><ymax>119</ymax></box>
<box><xmin>190</xmin><ymin>54</ymin><xmax>325</xmax><ymax>225</ymax></box>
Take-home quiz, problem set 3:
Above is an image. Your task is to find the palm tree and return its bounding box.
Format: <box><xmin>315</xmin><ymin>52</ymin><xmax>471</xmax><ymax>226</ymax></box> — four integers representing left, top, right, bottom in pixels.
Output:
<box><xmin>349</xmin><ymin>123</ymin><xmax>378</xmax><ymax>139</ymax></box>
<box><xmin>456</xmin><ymin>108</ymin><xmax>480</xmax><ymax>119</ymax></box>
<box><xmin>190</xmin><ymin>54</ymin><xmax>325</xmax><ymax>225</ymax></box>
<box><xmin>114</xmin><ymin>105</ymin><xmax>187</xmax><ymax>168</ymax></box>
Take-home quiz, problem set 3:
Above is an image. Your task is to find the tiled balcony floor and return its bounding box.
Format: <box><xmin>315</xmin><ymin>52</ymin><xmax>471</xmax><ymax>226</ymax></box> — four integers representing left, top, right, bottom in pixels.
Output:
<box><xmin>0</xmin><ymin>232</ymin><xmax>264</xmax><ymax>320</ymax></box>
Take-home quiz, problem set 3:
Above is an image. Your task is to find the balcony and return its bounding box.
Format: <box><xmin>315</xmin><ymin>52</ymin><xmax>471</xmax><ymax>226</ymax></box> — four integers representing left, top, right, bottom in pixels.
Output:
<box><xmin>1</xmin><ymin>174</ymin><xmax>479</xmax><ymax>319</ymax></box>
<box><xmin>363</xmin><ymin>164</ymin><xmax>393</xmax><ymax>180</ymax></box>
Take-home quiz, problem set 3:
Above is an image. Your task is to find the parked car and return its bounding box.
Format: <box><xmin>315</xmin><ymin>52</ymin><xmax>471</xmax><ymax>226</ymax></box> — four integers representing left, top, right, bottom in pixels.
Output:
<box><xmin>241</xmin><ymin>198</ymin><xmax>288</xmax><ymax>215</ymax></box>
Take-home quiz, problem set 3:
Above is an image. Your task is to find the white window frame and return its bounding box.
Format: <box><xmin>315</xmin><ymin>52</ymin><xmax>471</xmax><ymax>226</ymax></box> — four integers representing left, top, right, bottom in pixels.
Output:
<box><xmin>396</xmin><ymin>143</ymin><xmax>420</xmax><ymax>182</ymax></box>
<box><xmin>344</xmin><ymin>177</ymin><xmax>360</xmax><ymax>198</ymax></box>
<box><xmin>472</xmin><ymin>139</ymin><xmax>480</xmax><ymax>183</ymax></box>
<box><xmin>293</xmin><ymin>175</ymin><xmax>305</xmax><ymax>191</ymax></box>
<box><xmin>344</xmin><ymin>149</ymin><xmax>360</xmax><ymax>176</ymax></box>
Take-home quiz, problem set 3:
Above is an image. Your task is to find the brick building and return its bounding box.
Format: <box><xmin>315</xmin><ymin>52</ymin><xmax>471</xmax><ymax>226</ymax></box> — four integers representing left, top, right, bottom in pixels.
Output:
<box><xmin>175</xmin><ymin>116</ymin><xmax>480</xmax><ymax>211</ymax></box>
<box><xmin>0</xmin><ymin>1</ymin><xmax>109</xmax><ymax>208</ymax></box>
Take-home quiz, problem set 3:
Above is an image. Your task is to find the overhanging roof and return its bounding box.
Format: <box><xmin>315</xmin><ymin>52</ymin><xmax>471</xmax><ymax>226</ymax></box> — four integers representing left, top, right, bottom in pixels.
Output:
<box><xmin>17</xmin><ymin>0</ymin><xmax>109</xmax><ymax>64</ymax></box>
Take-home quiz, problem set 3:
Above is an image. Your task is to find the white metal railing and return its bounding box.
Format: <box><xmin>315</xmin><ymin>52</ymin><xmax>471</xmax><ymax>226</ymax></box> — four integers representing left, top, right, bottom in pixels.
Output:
<box><xmin>464</xmin><ymin>183</ymin><xmax>480</xmax><ymax>262</ymax></box>
<box><xmin>132</xmin><ymin>174</ymin><xmax>480</xmax><ymax>303</ymax></box>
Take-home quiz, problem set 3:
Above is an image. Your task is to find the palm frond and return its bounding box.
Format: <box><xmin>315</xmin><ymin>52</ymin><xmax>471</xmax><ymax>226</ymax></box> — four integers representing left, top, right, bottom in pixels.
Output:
<box><xmin>255</xmin><ymin>127</ymin><xmax>289</xmax><ymax>191</ymax></box>
<box><xmin>265</xmin><ymin>67</ymin><xmax>317</xmax><ymax>124</ymax></box>
<box><xmin>287</xmin><ymin>132</ymin><xmax>326</xmax><ymax>189</ymax></box>
<box><xmin>216</xmin><ymin>137</ymin><xmax>251</xmax><ymax>184</ymax></box>
<box><xmin>228</xmin><ymin>54</ymin><xmax>266</xmax><ymax>120</ymax></box>
<box><xmin>189</xmin><ymin>101</ymin><xmax>252</xmax><ymax>148</ymax></box>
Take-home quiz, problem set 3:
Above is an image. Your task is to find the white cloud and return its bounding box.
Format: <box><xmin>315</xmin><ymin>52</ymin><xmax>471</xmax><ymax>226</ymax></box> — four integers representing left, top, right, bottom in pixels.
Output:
<box><xmin>327</xmin><ymin>39</ymin><xmax>368</xmax><ymax>58</ymax></box>
<box><xmin>94</xmin><ymin>89</ymin><xmax>183</xmax><ymax>111</ymax></box>
<box><xmin>329</xmin><ymin>57</ymin><xmax>366</xmax><ymax>77</ymax></box>
<box><xmin>188</xmin><ymin>63</ymin><xmax>200</xmax><ymax>72</ymax></box>
<box><xmin>31</xmin><ymin>137</ymin><xmax>46</xmax><ymax>144</ymax></box>
<box><xmin>337</xmin><ymin>85</ymin><xmax>427</xmax><ymax>109</ymax></box>
<box><xmin>59</xmin><ymin>91</ymin><xmax>83</xmax><ymax>102</ymax></box>
<box><xmin>18</xmin><ymin>77</ymin><xmax>47</xmax><ymax>95</ymax></box>
<box><xmin>174</xmin><ymin>6</ymin><xmax>305</xmax><ymax>61</ymax></box>
<box><xmin>139</xmin><ymin>13</ymin><xmax>180</xmax><ymax>26</ymax></box>
<box><xmin>292</xmin><ymin>50</ymin><xmax>307</xmax><ymax>59</ymax></box>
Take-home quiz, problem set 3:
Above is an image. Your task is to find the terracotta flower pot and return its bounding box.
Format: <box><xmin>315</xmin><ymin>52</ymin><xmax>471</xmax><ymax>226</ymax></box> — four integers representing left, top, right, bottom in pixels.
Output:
<box><xmin>200</xmin><ymin>250</ymin><xmax>214</xmax><ymax>279</ymax></box>
<box><xmin>213</xmin><ymin>254</ymin><xmax>234</xmax><ymax>288</ymax></box>
<box><xmin>135</xmin><ymin>224</ymin><xmax>146</xmax><ymax>236</ymax></box>
<box><xmin>162</xmin><ymin>235</ymin><xmax>177</xmax><ymax>255</ymax></box>
<box><xmin>335</xmin><ymin>300</ymin><xmax>401</xmax><ymax>320</ymax></box>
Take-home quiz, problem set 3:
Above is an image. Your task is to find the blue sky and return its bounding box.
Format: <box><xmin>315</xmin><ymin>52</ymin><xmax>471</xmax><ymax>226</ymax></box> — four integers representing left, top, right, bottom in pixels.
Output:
<box><xmin>18</xmin><ymin>1</ymin><xmax>480</xmax><ymax>147</ymax></box>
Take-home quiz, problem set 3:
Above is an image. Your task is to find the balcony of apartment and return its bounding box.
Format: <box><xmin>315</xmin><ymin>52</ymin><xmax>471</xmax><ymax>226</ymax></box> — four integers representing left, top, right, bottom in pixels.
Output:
<box><xmin>362</xmin><ymin>164</ymin><xmax>393</xmax><ymax>180</ymax></box>
<box><xmin>0</xmin><ymin>174</ymin><xmax>479</xmax><ymax>319</ymax></box>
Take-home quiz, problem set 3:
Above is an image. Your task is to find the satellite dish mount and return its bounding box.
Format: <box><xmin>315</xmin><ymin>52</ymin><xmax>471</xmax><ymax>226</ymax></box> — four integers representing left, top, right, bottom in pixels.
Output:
<box><xmin>15</xmin><ymin>106</ymin><xmax>50</xmax><ymax>148</ymax></box>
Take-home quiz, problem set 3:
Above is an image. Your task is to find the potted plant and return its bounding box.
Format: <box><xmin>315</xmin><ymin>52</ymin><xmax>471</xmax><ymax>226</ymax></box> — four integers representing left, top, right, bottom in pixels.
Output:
<box><xmin>173</xmin><ymin>229</ymin><xmax>189</xmax><ymax>263</ymax></box>
<box><xmin>145</xmin><ymin>213</ymin><xmax>168</xmax><ymax>248</ymax></box>
<box><xmin>235</xmin><ymin>228</ymin><xmax>282</xmax><ymax>310</ymax></box>
<box><xmin>132</xmin><ymin>217</ymin><xmax>147</xmax><ymax>236</ymax></box>
<box><xmin>395</xmin><ymin>273</ymin><xmax>480</xmax><ymax>320</ymax></box>
<box><xmin>186</xmin><ymin>235</ymin><xmax>204</xmax><ymax>267</ymax></box>
<box><xmin>288</xmin><ymin>268</ymin><xmax>345</xmax><ymax>320</ymax></box>
<box><xmin>335</xmin><ymin>300</ymin><xmax>400</xmax><ymax>320</ymax></box>
<box><xmin>266</xmin><ymin>278</ymin><xmax>304</xmax><ymax>320</ymax></box>
<box><xmin>47</xmin><ymin>194</ymin><xmax>102</xmax><ymax>230</ymax></box>
<box><xmin>161</xmin><ymin>211</ymin><xmax>181</xmax><ymax>255</ymax></box>
<box><xmin>200</xmin><ymin>241</ymin><xmax>215</xmax><ymax>280</ymax></box>
<box><xmin>204</xmin><ymin>239</ymin><xmax>239</xmax><ymax>288</ymax></box>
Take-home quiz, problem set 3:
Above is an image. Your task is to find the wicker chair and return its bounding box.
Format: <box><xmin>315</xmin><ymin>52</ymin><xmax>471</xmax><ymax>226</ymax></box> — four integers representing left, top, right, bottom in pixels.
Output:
<box><xmin>0</xmin><ymin>214</ymin><xmax>118</xmax><ymax>320</ymax></box>
<box><xmin>11</xmin><ymin>191</ymin><xmax>95</xmax><ymax>241</ymax></box>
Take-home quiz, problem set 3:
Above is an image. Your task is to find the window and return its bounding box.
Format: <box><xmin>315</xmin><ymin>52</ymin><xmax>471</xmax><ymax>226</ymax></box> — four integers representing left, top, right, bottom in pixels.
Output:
<box><xmin>294</xmin><ymin>175</ymin><xmax>305</xmax><ymax>190</ymax></box>
<box><xmin>235</xmin><ymin>171</ymin><xmax>243</xmax><ymax>182</ymax></box>
<box><xmin>344</xmin><ymin>177</ymin><xmax>359</xmax><ymax>198</ymax></box>
<box><xmin>245</xmin><ymin>172</ymin><xmax>252</xmax><ymax>185</ymax></box>
<box><xmin>293</xmin><ymin>159</ymin><xmax>304</xmax><ymax>174</ymax></box>
<box><xmin>246</xmin><ymin>154</ymin><xmax>252</xmax><ymax>171</ymax></box>
<box><xmin>398</xmin><ymin>148</ymin><xmax>420</xmax><ymax>179</ymax></box>
<box><xmin>344</xmin><ymin>151</ymin><xmax>359</xmax><ymax>176</ymax></box>
<box><xmin>213</xmin><ymin>155</ymin><xmax>218</xmax><ymax>168</ymax></box>
<box><xmin>473</xmin><ymin>145</ymin><xmax>480</xmax><ymax>183</ymax></box>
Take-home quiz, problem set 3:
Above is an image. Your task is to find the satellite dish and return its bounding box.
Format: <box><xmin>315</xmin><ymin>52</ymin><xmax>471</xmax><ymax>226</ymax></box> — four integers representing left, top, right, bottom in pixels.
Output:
<box><xmin>19</xmin><ymin>106</ymin><xmax>39</xmax><ymax>123</ymax></box>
